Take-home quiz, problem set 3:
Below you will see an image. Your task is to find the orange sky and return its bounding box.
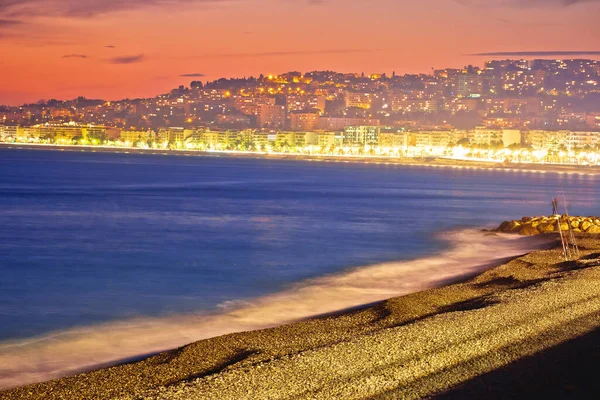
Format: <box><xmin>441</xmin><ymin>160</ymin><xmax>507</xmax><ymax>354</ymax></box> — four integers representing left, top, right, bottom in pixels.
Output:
<box><xmin>1</xmin><ymin>0</ymin><xmax>599</xmax><ymax>105</ymax></box>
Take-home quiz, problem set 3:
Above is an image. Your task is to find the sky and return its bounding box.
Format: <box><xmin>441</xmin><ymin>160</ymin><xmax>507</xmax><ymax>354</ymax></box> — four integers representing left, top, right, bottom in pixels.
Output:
<box><xmin>0</xmin><ymin>0</ymin><xmax>599</xmax><ymax>105</ymax></box>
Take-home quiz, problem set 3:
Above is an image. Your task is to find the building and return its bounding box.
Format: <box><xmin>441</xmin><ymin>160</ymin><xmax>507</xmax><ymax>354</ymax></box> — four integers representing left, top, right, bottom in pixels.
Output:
<box><xmin>378</xmin><ymin>132</ymin><xmax>408</xmax><ymax>148</ymax></box>
<box><xmin>523</xmin><ymin>130</ymin><xmax>564</xmax><ymax>150</ymax></box>
<box><xmin>233</xmin><ymin>96</ymin><xmax>275</xmax><ymax>117</ymax></box>
<box><xmin>104</xmin><ymin>128</ymin><xmax>121</xmax><ymax>140</ymax></box>
<box><xmin>344</xmin><ymin>91</ymin><xmax>374</xmax><ymax>109</ymax></box>
<box><xmin>317</xmin><ymin>117</ymin><xmax>380</xmax><ymax>131</ymax></box>
<box><xmin>81</xmin><ymin>126</ymin><xmax>109</xmax><ymax>141</ymax></box>
<box><xmin>289</xmin><ymin>111</ymin><xmax>320</xmax><ymax>131</ymax></box>
<box><xmin>502</xmin><ymin>129</ymin><xmax>522</xmax><ymax>147</ymax></box>
<box><xmin>521</xmin><ymin>130</ymin><xmax>600</xmax><ymax>151</ymax></box>
<box><xmin>457</xmin><ymin>73</ymin><xmax>483</xmax><ymax>97</ymax></box>
<box><xmin>1</xmin><ymin>125</ymin><xmax>18</xmax><ymax>140</ymax></box>
<box><xmin>447</xmin><ymin>98</ymin><xmax>477</xmax><ymax>113</ymax></box>
<box><xmin>482</xmin><ymin>117</ymin><xmax>522</xmax><ymax>129</ymax></box>
<box><xmin>301</xmin><ymin>131</ymin><xmax>319</xmax><ymax>146</ymax></box>
<box><xmin>469</xmin><ymin>128</ymin><xmax>504</xmax><ymax>146</ymax></box>
<box><xmin>316</xmin><ymin>132</ymin><xmax>338</xmax><ymax>148</ymax></box>
<box><xmin>216</xmin><ymin>113</ymin><xmax>252</xmax><ymax>127</ymax></box>
<box><xmin>120</xmin><ymin>129</ymin><xmax>155</xmax><ymax>144</ymax></box>
<box><xmin>587</xmin><ymin>113</ymin><xmax>600</xmax><ymax>130</ymax></box>
<box><xmin>389</xmin><ymin>96</ymin><xmax>439</xmax><ymax>113</ymax></box>
<box><xmin>265</xmin><ymin>131</ymin><xmax>311</xmax><ymax>149</ymax></box>
<box><xmin>252</xmin><ymin>131</ymin><xmax>270</xmax><ymax>148</ymax></box>
<box><xmin>156</xmin><ymin>127</ymin><xmax>194</xmax><ymax>143</ymax></box>
<box><xmin>275</xmin><ymin>132</ymin><xmax>295</xmax><ymax>148</ymax></box>
<box><xmin>9</xmin><ymin>124</ymin><xmax>109</xmax><ymax>143</ymax></box>
<box><xmin>16</xmin><ymin>127</ymin><xmax>41</xmax><ymax>141</ymax></box>
<box><xmin>343</xmin><ymin>126</ymin><xmax>380</xmax><ymax>145</ymax></box>
<box><xmin>202</xmin><ymin>130</ymin><xmax>221</xmax><ymax>148</ymax></box>
<box><xmin>257</xmin><ymin>104</ymin><xmax>286</xmax><ymax>128</ymax></box>
<box><xmin>413</xmin><ymin>131</ymin><xmax>454</xmax><ymax>149</ymax></box>
<box><xmin>565</xmin><ymin>131</ymin><xmax>600</xmax><ymax>149</ymax></box>
<box><xmin>286</xmin><ymin>94</ymin><xmax>326</xmax><ymax>113</ymax></box>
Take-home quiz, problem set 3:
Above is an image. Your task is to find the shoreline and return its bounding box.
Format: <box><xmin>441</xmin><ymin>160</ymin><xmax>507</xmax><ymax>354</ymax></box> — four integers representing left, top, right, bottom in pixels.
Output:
<box><xmin>1</xmin><ymin>232</ymin><xmax>582</xmax><ymax>399</ymax></box>
<box><xmin>0</xmin><ymin>230</ymin><xmax>550</xmax><ymax>392</ymax></box>
<box><xmin>3</xmin><ymin>142</ymin><xmax>600</xmax><ymax>176</ymax></box>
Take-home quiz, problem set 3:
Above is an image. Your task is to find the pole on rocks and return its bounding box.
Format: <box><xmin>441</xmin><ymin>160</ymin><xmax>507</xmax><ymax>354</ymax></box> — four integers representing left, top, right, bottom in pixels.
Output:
<box><xmin>556</xmin><ymin>212</ymin><xmax>570</xmax><ymax>262</ymax></box>
<box><xmin>552</xmin><ymin>198</ymin><xmax>559</xmax><ymax>215</ymax></box>
<box><xmin>563</xmin><ymin>195</ymin><xmax>580</xmax><ymax>259</ymax></box>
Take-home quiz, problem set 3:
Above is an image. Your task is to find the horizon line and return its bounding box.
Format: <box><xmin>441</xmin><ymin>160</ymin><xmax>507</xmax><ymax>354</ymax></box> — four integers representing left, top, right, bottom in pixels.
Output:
<box><xmin>470</xmin><ymin>51</ymin><xmax>600</xmax><ymax>56</ymax></box>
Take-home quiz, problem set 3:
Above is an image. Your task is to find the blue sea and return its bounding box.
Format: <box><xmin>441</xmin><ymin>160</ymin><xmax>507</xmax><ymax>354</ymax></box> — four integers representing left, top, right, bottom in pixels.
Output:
<box><xmin>1</xmin><ymin>148</ymin><xmax>599</xmax><ymax>387</ymax></box>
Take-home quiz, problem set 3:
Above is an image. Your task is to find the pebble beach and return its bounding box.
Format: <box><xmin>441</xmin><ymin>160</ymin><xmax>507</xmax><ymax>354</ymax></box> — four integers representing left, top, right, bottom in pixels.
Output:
<box><xmin>4</xmin><ymin>233</ymin><xmax>600</xmax><ymax>399</ymax></box>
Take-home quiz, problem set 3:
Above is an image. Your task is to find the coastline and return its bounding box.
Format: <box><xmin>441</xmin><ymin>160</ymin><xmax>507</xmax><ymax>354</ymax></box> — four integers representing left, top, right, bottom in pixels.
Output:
<box><xmin>3</xmin><ymin>142</ymin><xmax>600</xmax><ymax>176</ymax></box>
<box><xmin>0</xmin><ymin>230</ymin><xmax>550</xmax><ymax>393</ymax></box>
<box><xmin>4</xmin><ymin>232</ymin><xmax>595</xmax><ymax>399</ymax></box>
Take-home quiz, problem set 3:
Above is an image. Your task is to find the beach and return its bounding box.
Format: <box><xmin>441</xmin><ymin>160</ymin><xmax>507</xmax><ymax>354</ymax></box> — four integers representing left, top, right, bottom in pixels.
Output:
<box><xmin>4</xmin><ymin>232</ymin><xmax>600</xmax><ymax>399</ymax></box>
<box><xmin>2</xmin><ymin>147</ymin><xmax>600</xmax><ymax>399</ymax></box>
<box><xmin>0</xmin><ymin>230</ymin><xmax>546</xmax><ymax>391</ymax></box>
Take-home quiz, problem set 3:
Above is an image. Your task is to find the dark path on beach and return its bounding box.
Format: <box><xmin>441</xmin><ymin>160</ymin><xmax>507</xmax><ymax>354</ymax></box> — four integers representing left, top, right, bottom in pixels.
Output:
<box><xmin>439</xmin><ymin>326</ymin><xmax>600</xmax><ymax>399</ymax></box>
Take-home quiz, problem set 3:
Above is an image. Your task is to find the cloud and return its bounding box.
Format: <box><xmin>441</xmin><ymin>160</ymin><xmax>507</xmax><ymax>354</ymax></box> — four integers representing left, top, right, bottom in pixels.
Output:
<box><xmin>62</xmin><ymin>53</ymin><xmax>88</xmax><ymax>58</ymax></box>
<box><xmin>180</xmin><ymin>73</ymin><xmax>206</xmax><ymax>77</ymax></box>
<box><xmin>0</xmin><ymin>18</ymin><xmax>22</xmax><ymax>26</ymax></box>
<box><xmin>0</xmin><ymin>0</ymin><xmax>230</xmax><ymax>18</ymax></box>
<box><xmin>105</xmin><ymin>45</ymin><xmax>116</xmax><ymax>48</ymax></box>
<box><xmin>107</xmin><ymin>54</ymin><xmax>145</xmax><ymax>64</ymax></box>
<box><xmin>454</xmin><ymin>0</ymin><xmax>599</xmax><ymax>7</ymax></box>
<box><xmin>2</xmin><ymin>0</ymin><xmax>597</xmax><ymax>18</ymax></box>
<box><xmin>0</xmin><ymin>15</ymin><xmax>80</xmax><ymax>45</ymax></box>
<box><xmin>470</xmin><ymin>50</ymin><xmax>600</xmax><ymax>56</ymax></box>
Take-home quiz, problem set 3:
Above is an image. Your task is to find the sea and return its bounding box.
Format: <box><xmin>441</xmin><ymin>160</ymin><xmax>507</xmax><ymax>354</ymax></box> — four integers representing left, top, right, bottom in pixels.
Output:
<box><xmin>1</xmin><ymin>148</ymin><xmax>599</xmax><ymax>388</ymax></box>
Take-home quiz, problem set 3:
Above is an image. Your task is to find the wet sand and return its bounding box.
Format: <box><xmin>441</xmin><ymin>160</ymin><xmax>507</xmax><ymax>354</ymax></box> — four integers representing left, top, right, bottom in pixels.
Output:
<box><xmin>4</xmin><ymin>234</ymin><xmax>600</xmax><ymax>399</ymax></box>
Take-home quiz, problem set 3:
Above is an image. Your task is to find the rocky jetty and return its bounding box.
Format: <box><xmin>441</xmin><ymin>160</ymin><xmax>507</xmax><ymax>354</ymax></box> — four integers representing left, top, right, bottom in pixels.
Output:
<box><xmin>496</xmin><ymin>215</ymin><xmax>600</xmax><ymax>236</ymax></box>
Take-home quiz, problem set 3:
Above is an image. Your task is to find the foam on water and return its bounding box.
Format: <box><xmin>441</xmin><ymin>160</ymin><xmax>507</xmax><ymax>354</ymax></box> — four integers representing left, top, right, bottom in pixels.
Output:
<box><xmin>0</xmin><ymin>230</ymin><xmax>554</xmax><ymax>390</ymax></box>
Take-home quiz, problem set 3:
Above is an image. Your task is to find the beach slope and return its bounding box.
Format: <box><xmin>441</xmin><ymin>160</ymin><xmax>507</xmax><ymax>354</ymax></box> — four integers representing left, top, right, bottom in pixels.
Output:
<box><xmin>4</xmin><ymin>235</ymin><xmax>600</xmax><ymax>399</ymax></box>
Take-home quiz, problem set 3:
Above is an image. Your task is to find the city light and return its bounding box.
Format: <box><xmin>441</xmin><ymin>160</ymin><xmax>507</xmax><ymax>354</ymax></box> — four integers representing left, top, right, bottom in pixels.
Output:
<box><xmin>1</xmin><ymin>60</ymin><xmax>599</xmax><ymax>165</ymax></box>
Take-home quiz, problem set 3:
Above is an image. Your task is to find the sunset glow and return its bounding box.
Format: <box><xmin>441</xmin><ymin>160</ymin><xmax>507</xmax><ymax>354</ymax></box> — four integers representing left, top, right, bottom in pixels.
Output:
<box><xmin>1</xmin><ymin>0</ymin><xmax>599</xmax><ymax>105</ymax></box>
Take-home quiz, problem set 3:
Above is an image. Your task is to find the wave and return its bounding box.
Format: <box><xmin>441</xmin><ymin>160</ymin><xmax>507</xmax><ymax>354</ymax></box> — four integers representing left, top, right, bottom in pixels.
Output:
<box><xmin>0</xmin><ymin>229</ymin><xmax>554</xmax><ymax>390</ymax></box>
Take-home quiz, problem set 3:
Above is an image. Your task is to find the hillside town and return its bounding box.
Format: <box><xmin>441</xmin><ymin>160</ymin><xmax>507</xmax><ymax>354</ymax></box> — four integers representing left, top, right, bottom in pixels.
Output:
<box><xmin>2</xmin><ymin>59</ymin><xmax>600</xmax><ymax>164</ymax></box>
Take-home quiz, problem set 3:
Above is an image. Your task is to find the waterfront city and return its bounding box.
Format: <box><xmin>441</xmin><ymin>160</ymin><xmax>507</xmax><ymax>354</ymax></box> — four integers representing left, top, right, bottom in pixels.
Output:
<box><xmin>4</xmin><ymin>0</ymin><xmax>600</xmax><ymax>396</ymax></box>
<box><xmin>2</xmin><ymin>59</ymin><xmax>600</xmax><ymax>165</ymax></box>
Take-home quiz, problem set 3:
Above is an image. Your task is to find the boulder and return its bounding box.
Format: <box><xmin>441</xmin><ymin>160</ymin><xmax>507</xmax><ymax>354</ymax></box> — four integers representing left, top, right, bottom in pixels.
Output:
<box><xmin>538</xmin><ymin>223</ymin><xmax>556</xmax><ymax>234</ymax></box>
<box><xmin>496</xmin><ymin>216</ymin><xmax>600</xmax><ymax>236</ymax></box>
<box><xmin>507</xmin><ymin>220</ymin><xmax>522</xmax><ymax>232</ymax></box>
<box><xmin>570</xmin><ymin>220</ymin><xmax>580</xmax><ymax>229</ymax></box>
<box><xmin>581</xmin><ymin>220</ymin><xmax>592</xmax><ymax>232</ymax></box>
<box><xmin>519</xmin><ymin>225</ymin><xmax>539</xmax><ymax>236</ymax></box>
<box><xmin>497</xmin><ymin>221</ymin><xmax>510</xmax><ymax>232</ymax></box>
<box><xmin>587</xmin><ymin>225</ymin><xmax>600</xmax><ymax>234</ymax></box>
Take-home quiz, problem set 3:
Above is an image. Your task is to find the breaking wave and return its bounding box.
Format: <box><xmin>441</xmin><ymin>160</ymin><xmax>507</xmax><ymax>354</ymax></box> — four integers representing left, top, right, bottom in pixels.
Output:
<box><xmin>0</xmin><ymin>229</ymin><xmax>554</xmax><ymax>390</ymax></box>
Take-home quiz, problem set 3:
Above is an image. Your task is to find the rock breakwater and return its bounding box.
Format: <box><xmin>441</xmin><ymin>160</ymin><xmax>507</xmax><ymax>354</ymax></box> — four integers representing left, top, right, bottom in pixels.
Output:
<box><xmin>496</xmin><ymin>215</ymin><xmax>600</xmax><ymax>236</ymax></box>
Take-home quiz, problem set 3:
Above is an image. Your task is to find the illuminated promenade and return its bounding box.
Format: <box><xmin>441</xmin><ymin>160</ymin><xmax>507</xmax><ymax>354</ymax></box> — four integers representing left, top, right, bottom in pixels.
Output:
<box><xmin>3</xmin><ymin>142</ymin><xmax>600</xmax><ymax>177</ymax></box>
